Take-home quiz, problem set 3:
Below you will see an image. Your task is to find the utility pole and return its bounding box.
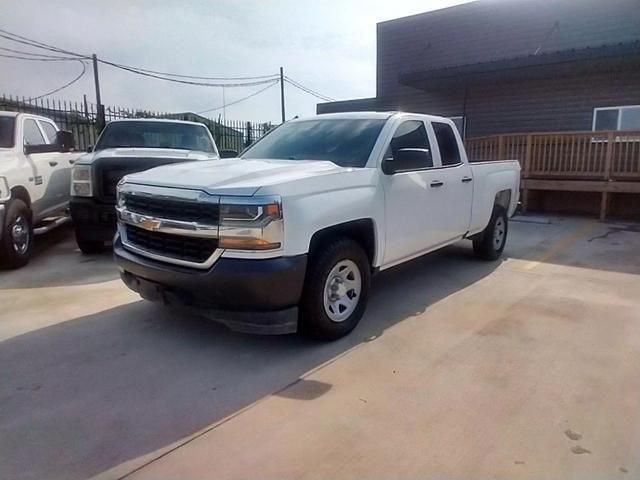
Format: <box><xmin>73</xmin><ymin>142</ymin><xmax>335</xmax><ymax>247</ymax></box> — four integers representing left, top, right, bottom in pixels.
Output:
<box><xmin>222</xmin><ymin>86</ymin><xmax>226</xmax><ymax>121</ymax></box>
<box><xmin>92</xmin><ymin>54</ymin><xmax>105</xmax><ymax>131</ymax></box>
<box><xmin>279</xmin><ymin>66</ymin><xmax>285</xmax><ymax>123</ymax></box>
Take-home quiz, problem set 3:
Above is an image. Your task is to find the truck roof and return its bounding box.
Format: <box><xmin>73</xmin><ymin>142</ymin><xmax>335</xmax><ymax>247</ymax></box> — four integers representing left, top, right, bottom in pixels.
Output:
<box><xmin>107</xmin><ymin>118</ymin><xmax>207</xmax><ymax>127</ymax></box>
<box><xmin>0</xmin><ymin>111</ymin><xmax>21</xmax><ymax>118</ymax></box>
<box><xmin>305</xmin><ymin>111</ymin><xmax>454</xmax><ymax>123</ymax></box>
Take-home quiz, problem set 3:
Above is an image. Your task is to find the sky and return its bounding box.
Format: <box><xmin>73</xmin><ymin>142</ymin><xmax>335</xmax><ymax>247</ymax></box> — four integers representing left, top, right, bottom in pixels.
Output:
<box><xmin>1</xmin><ymin>0</ymin><xmax>473</xmax><ymax>123</ymax></box>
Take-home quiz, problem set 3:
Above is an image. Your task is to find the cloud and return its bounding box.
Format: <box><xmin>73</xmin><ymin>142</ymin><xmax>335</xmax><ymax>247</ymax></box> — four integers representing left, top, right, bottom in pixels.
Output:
<box><xmin>0</xmin><ymin>0</ymin><xmax>472</xmax><ymax>123</ymax></box>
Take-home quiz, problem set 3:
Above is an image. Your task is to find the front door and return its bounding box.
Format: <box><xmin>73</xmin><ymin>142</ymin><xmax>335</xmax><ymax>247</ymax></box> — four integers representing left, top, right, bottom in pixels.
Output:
<box><xmin>381</xmin><ymin>119</ymin><xmax>448</xmax><ymax>266</ymax></box>
<box><xmin>38</xmin><ymin>119</ymin><xmax>71</xmax><ymax>211</ymax></box>
<box><xmin>22</xmin><ymin>118</ymin><xmax>56</xmax><ymax>218</ymax></box>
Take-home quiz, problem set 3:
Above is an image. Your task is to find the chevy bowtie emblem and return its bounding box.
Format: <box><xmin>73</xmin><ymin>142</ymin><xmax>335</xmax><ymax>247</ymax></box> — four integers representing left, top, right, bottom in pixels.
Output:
<box><xmin>138</xmin><ymin>216</ymin><xmax>161</xmax><ymax>231</ymax></box>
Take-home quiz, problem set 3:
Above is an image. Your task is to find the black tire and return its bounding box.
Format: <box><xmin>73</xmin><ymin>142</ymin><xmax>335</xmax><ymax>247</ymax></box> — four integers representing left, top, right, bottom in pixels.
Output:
<box><xmin>75</xmin><ymin>231</ymin><xmax>105</xmax><ymax>254</ymax></box>
<box><xmin>0</xmin><ymin>199</ymin><xmax>33</xmax><ymax>269</ymax></box>
<box><xmin>473</xmin><ymin>206</ymin><xmax>508</xmax><ymax>261</ymax></box>
<box><xmin>300</xmin><ymin>237</ymin><xmax>371</xmax><ymax>340</ymax></box>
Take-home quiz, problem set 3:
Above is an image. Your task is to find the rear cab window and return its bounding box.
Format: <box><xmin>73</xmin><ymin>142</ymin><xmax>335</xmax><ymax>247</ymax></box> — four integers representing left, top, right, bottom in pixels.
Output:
<box><xmin>0</xmin><ymin>116</ymin><xmax>16</xmax><ymax>148</ymax></box>
<box><xmin>432</xmin><ymin>122</ymin><xmax>462</xmax><ymax>167</ymax></box>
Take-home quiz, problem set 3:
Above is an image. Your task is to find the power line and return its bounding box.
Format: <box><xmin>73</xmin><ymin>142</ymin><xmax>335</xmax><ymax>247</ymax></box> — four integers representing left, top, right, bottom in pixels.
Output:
<box><xmin>100</xmin><ymin>61</ymin><xmax>278</xmax><ymax>81</ymax></box>
<box><xmin>196</xmin><ymin>80</ymin><xmax>279</xmax><ymax>114</ymax></box>
<box><xmin>27</xmin><ymin>60</ymin><xmax>87</xmax><ymax>100</ymax></box>
<box><xmin>99</xmin><ymin>58</ymin><xmax>279</xmax><ymax>88</ymax></box>
<box><xmin>0</xmin><ymin>28</ymin><xmax>278</xmax><ymax>85</ymax></box>
<box><xmin>0</xmin><ymin>46</ymin><xmax>76</xmax><ymax>59</ymax></box>
<box><xmin>0</xmin><ymin>52</ymin><xmax>80</xmax><ymax>62</ymax></box>
<box><xmin>0</xmin><ymin>29</ymin><xmax>86</xmax><ymax>58</ymax></box>
<box><xmin>284</xmin><ymin>76</ymin><xmax>334</xmax><ymax>101</ymax></box>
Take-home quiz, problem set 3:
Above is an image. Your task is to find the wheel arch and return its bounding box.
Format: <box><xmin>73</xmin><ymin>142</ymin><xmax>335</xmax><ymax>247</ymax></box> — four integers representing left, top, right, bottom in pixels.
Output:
<box><xmin>308</xmin><ymin>219</ymin><xmax>377</xmax><ymax>269</ymax></box>
<box><xmin>494</xmin><ymin>189</ymin><xmax>511</xmax><ymax>212</ymax></box>
<box><xmin>10</xmin><ymin>186</ymin><xmax>32</xmax><ymax>210</ymax></box>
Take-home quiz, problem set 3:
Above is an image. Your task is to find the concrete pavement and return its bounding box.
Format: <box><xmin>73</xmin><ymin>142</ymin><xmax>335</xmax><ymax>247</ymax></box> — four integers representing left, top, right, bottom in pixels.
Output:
<box><xmin>1</xmin><ymin>217</ymin><xmax>639</xmax><ymax>479</ymax></box>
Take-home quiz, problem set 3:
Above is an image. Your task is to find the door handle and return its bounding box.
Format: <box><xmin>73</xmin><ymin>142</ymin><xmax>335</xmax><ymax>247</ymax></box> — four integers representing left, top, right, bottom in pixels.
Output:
<box><xmin>461</xmin><ymin>176</ymin><xmax>473</xmax><ymax>183</ymax></box>
<box><xmin>430</xmin><ymin>180</ymin><xmax>444</xmax><ymax>188</ymax></box>
<box><xmin>49</xmin><ymin>161</ymin><xmax>58</xmax><ymax>167</ymax></box>
<box><xmin>69</xmin><ymin>159</ymin><xmax>76</xmax><ymax>165</ymax></box>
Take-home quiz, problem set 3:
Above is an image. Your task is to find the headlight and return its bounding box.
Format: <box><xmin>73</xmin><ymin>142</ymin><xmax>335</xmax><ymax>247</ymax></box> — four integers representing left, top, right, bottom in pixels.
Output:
<box><xmin>116</xmin><ymin>180</ymin><xmax>127</xmax><ymax>208</ymax></box>
<box><xmin>218</xmin><ymin>196</ymin><xmax>283</xmax><ymax>250</ymax></box>
<box><xmin>71</xmin><ymin>165</ymin><xmax>92</xmax><ymax>197</ymax></box>
<box><xmin>0</xmin><ymin>176</ymin><xmax>10</xmax><ymax>202</ymax></box>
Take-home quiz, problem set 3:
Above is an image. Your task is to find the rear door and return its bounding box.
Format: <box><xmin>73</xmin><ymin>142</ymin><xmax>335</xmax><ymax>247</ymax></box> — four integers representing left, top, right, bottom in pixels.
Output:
<box><xmin>38</xmin><ymin>119</ymin><xmax>71</xmax><ymax>209</ymax></box>
<box><xmin>381</xmin><ymin>118</ymin><xmax>449</xmax><ymax>266</ymax></box>
<box><xmin>428</xmin><ymin>120</ymin><xmax>473</xmax><ymax>243</ymax></box>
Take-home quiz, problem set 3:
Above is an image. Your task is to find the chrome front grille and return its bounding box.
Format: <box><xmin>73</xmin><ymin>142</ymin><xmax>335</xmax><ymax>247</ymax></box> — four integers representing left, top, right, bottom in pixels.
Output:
<box><xmin>123</xmin><ymin>193</ymin><xmax>220</xmax><ymax>224</ymax></box>
<box><xmin>117</xmin><ymin>184</ymin><xmax>222</xmax><ymax>269</ymax></box>
<box><xmin>124</xmin><ymin>225</ymin><xmax>218</xmax><ymax>264</ymax></box>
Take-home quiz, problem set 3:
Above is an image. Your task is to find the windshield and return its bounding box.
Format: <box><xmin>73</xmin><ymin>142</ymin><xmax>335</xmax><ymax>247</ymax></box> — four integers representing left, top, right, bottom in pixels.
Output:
<box><xmin>241</xmin><ymin>118</ymin><xmax>386</xmax><ymax>168</ymax></box>
<box><xmin>0</xmin><ymin>116</ymin><xmax>15</xmax><ymax>148</ymax></box>
<box><xmin>95</xmin><ymin>121</ymin><xmax>216</xmax><ymax>153</ymax></box>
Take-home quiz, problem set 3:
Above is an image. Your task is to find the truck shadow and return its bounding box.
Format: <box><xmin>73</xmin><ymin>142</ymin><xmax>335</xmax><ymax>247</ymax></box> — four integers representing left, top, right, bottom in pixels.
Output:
<box><xmin>0</xmin><ymin>243</ymin><xmax>500</xmax><ymax>480</ymax></box>
<box><xmin>0</xmin><ymin>225</ymin><xmax>119</xmax><ymax>289</ymax></box>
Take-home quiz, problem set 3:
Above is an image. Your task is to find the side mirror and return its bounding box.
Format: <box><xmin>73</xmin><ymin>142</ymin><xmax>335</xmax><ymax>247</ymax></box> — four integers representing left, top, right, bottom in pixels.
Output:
<box><xmin>24</xmin><ymin>143</ymin><xmax>57</xmax><ymax>155</ymax></box>
<box><xmin>381</xmin><ymin>157</ymin><xmax>396</xmax><ymax>175</ymax></box>
<box><xmin>86</xmin><ymin>145</ymin><xmax>94</xmax><ymax>153</ymax></box>
<box><xmin>219</xmin><ymin>149</ymin><xmax>238</xmax><ymax>159</ymax></box>
<box><xmin>56</xmin><ymin>130</ymin><xmax>75</xmax><ymax>152</ymax></box>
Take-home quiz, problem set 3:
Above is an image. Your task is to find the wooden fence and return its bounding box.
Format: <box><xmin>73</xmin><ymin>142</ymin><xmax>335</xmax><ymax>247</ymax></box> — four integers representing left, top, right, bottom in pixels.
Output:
<box><xmin>465</xmin><ymin>130</ymin><xmax>640</xmax><ymax>219</ymax></box>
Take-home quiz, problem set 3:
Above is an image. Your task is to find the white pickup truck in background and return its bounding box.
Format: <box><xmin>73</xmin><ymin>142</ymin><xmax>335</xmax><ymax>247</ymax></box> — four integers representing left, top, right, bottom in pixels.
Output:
<box><xmin>0</xmin><ymin>111</ymin><xmax>79</xmax><ymax>268</ymax></box>
<box><xmin>114</xmin><ymin>112</ymin><xmax>520</xmax><ymax>339</ymax></box>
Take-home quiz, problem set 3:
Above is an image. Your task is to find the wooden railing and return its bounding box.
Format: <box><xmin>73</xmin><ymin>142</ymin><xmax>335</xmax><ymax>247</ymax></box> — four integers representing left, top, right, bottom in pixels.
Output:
<box><xmin>465</xmin><ymin>130</ymin><xmax>640</xmax><ymax>219</ymax></box>
<box><xmin>465</xmin><ymin>130</ymin><xmax>640</xmax><ymax>181</ymax></box>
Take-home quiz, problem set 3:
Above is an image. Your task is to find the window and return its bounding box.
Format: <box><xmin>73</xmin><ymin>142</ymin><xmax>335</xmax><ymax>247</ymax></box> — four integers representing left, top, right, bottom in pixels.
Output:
<box><xmin>242</xmin><ymin>119</ymin><xmax>386</xmax><ymax>168</ymax></box>
<box><xmin>0</xmin><ymin>116</ymin><xmax>15</xmax><ymax>148</ymax></box>
<box><xmin>23</xmin><ymin>119</ymin><xmax>46</xmax><ymax>146</ymax></box>
<box><xmin>593</xmin><ymin>106</ymin><xmax>640</xmax><ymax>131</ymax></box>
<box><xmin>449</xmin><ymin>116</ymin><xmax>466</xmax><ymax>138</ymax></box>
<box><xmin>95</xmin><ymin>121</ymin><xmax>216</xmax><ymax>153</ymax></box>
<box><xmin>385</xmin><ymin>120</ymin><xmax>433</xmax><ymax>171</ymax></box>
<box><xmin>432</xmin><ymin>122</ymin><xmax>461</xmax><ymax>166</ymax></box>
<box><xmin>39</xmin><ymin>121</ymin><xmax>57</xmax><ymax>144</ymax></box>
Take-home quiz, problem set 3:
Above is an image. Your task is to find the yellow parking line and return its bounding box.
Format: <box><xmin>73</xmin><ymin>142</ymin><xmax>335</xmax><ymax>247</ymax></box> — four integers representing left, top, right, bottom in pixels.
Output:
<box><xmin>521</xmin><ymin>220</ymin><xmax>598</xmax><ymax>271</ymax></box>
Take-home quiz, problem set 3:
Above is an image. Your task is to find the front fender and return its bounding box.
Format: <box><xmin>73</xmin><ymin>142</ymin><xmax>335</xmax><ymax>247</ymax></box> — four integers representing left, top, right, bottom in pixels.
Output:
<box><xmin>282</xmin><ymin>184</ymin><xmax>385</xmax><ymax>266</ymax></box>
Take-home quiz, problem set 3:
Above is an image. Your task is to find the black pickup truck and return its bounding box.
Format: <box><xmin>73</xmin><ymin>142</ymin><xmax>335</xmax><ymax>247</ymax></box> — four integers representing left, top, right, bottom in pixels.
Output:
<box><xmin>69</xmin><ymin>119</ymin><xmax>221</xmax><ymax>253</ymax></box>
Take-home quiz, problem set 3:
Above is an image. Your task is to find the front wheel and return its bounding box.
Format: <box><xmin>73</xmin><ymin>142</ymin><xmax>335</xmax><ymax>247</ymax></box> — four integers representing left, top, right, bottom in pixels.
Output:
<box><xmin>300</xmin><ymin>238</ymin><xmax>371</xmax><ymax>340</ymax></box>
<box><xmin>473</xmin><ymin>207</ymin><xmax>508</xmax><ymax>261</ymax></box>
<box><xmin>75</xmin><ymin>231</ymin><xmax>105</xmax><ymax>254</ymax></box>
<box><xmin>0</xmin><ymin>199</ymin><xmax>33</xmax><ymax>269</ymax></box>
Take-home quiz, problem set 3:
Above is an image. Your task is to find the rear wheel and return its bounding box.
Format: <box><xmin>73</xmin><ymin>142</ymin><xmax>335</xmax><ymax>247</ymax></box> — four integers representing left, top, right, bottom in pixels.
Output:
<box><xmin>0</xmin><ymin>199</ymin><xmax>33</xmax><ymax>269</ymax></box>
<box><xmin>300</xmin><ymin>238</ymin><xmax>371</xmax><ymax>340</ymax></box>
<box><xmin>75</xmin><ymin>231</ymin><xmax>105</xmax><ymax>254</ymax></box>
<box><xmin>473</xmin><ymin>206</ymin><xmax>508</xmax><ymax>260</ymax></box>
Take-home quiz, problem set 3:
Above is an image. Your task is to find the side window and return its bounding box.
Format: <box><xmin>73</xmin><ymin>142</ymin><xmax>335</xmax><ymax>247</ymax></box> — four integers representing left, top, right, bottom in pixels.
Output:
<box><xmin>39</xmin><ymin>121</ymin><xmax>58</xmax><ymax>144</ymax></box>
<box><xmin>386</xmin><ymin>120</ymin><xmax>433</xmax><ymax>171</ymax></box>
<box><xmin>433</xmin><ymin>122</ymin><xmax>461</xmax><ymax>166</ymax></box>
<box><xmin>23</xmin><ymin>119</ymin><xmax>46</xmax><ymax>146</ymax></box>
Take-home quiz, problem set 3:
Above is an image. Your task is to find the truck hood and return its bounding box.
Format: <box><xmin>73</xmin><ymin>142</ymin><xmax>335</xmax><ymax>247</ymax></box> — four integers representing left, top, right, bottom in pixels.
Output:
<box><xmin>75</xmin><ymin>147</ymin><xmax>218</xmax><ymax>165</ymax></box>
<box><xmin>122</xmin><ymin>158</ymin><xmax>349</xmax><ymax>196</ymax></box>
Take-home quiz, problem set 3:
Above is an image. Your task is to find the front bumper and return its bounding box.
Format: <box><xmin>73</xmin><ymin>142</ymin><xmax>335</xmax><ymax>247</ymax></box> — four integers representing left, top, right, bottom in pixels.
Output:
<box><xmin>70</xmin><ymin>197</ymin><xmax>117</xmax><ymax>242</ymax></box>
<box><xmin>114</xmin><ymin>236</ymin><xmax>307</xmax><ymax>334</ymax></box>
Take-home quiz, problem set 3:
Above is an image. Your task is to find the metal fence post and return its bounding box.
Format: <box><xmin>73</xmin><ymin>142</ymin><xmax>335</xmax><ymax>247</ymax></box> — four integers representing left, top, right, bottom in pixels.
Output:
<box><xmin>245</xmin><ymin>121</ymin><xmax>252</xmax><ymax>148</ymax></box>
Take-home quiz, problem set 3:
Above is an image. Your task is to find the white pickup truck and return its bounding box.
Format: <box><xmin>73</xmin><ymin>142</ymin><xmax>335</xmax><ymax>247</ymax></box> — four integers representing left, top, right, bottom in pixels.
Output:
<box><xmin>0</xmin><ymin>111</ymin><xmax>78</xmax><ymax>268</ymax></box>
<box><xmin>114</xmin><ymin>112</ymin><xmax>520</xmax><ymax>339</ymax></box>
